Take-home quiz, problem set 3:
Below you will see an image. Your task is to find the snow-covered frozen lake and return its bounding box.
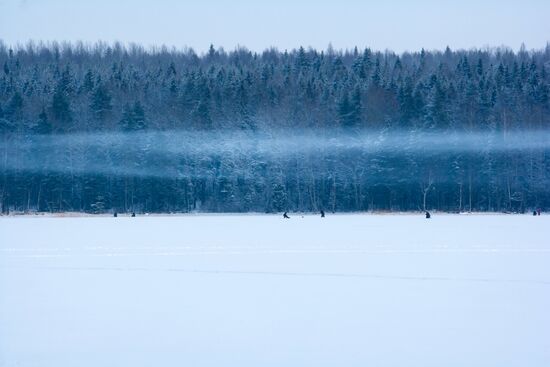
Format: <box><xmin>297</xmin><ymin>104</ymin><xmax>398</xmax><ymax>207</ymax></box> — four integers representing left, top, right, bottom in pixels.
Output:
<box><xmin>1</xmin><ymin>214</ymin><xmax>549</xmax><ymax>367</ymax></box>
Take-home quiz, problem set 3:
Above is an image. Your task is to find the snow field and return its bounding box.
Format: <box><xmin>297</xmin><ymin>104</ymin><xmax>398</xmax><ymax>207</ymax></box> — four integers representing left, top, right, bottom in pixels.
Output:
<box><xmin>1</xmin><ymin>214</ymin><xmax>549</xmax><ymax>367</ymax></box>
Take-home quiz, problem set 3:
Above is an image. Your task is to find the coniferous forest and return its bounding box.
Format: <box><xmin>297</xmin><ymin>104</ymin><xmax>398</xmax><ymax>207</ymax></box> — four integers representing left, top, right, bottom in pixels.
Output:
<box><xmin>0</xmin><ymin>41</ymin><xmax>549</xmax><ymax>213</ymax></box>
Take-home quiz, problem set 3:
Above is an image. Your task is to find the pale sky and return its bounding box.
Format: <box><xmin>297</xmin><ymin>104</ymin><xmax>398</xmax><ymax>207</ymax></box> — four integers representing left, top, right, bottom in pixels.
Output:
<box><xmin>0</xmin><ymin>0</ymin><xmax>549</xmax><ymax>53</ymax></box>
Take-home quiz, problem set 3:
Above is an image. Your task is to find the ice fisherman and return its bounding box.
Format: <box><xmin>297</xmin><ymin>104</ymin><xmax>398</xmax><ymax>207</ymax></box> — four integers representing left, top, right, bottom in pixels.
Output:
<box><xmin>283</xmin><ymin>212</ymin><xmax>290</xmax><ymax>219</ymax></box>
<box><xmin>425</xmin><ymin>211</ymin><xmax>431</xmax><ymax>219</ymax></box>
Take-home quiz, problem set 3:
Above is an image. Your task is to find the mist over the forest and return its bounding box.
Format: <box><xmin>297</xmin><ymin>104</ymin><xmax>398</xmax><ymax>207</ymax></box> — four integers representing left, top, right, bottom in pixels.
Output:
<box><xmin>2</xmin><ymin>129</ymin><xmax>550</xmax><ymax>178</ymax></box>
<box><xmin>1</xmin><ymin>42</ymin><xmax>549</xmax><ymax>213</ymax></box>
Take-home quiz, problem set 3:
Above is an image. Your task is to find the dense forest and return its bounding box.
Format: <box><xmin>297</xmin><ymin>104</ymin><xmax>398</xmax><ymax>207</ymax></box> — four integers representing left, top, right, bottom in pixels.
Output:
<box><xmin>0</xmin><ymin>41</ymin><xmax>549</xmax><ymax>213</ymax></box>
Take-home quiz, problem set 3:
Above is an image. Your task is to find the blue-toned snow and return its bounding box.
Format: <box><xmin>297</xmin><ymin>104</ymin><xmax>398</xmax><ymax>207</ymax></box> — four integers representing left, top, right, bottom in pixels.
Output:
<box><xmin>1</xmin><ymin>214</ymin><xmax>549</xmax><ymax>367</ymax></box>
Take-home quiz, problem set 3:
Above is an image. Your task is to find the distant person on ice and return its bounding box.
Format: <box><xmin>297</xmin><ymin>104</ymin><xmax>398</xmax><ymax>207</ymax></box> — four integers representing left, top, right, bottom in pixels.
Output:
<box><xmin>321</xmin><ymin>210</ymin><xmax>325</xmax><ymax>218</ymax></box>
<box><xmin>537</xmin><ymin>208</ymin><xmax>541</xmax><ymax>216</ymax></box>
<box><xmin>283</xmin><ymin>212</ymin><xmax>290</xmax><ymax>219</ymax></box>
<box><xmin>425</xmin><ymin>211</ymin><xmax>431</xmax><ymax>219</ymax></box>
<box><xmin>533</xmin><ymin>210</ymin><xmax>538</xmax><ymax>216</ymax></box>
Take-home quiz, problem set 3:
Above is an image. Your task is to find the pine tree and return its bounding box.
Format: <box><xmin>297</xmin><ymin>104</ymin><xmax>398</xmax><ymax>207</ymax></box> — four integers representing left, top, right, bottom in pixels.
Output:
<box><xmin>337</xmin><ymin>92</ymin><xmax>351</xmax><ymax>127</ymax></box>
<box><xmin>34</xmin><ymin>108</ymin><xmax>52</xmax><ymax>134</ymax></box>
<box><xmin>82</xmin><ymin>69</ymin><xmax>95</xmax><ymax>92</ymax></box>
<box><xmin>120</xmin><ymin>101</ymin><xmax>146</xmax><ymax>131</ymax></box>
<box><xmin>271</xmin><ymin>183</ymin><xmax>287</xmax><ymax>212</ymax></box>
<box><xmin>5</xmin><ymin>92</ymin><xmax>23</xmax><ymax>120</ymax></box>
<box><xmin>90</xmin><ymin>83</ymin><xmax>112</xmax><ymax>120</ymax></box>
<box><xmin>337</xmin><ymin>88</ymin><xmax>362</xmax><ymax>128</ymax></box>
<box><xmin>349</xmin><ymin>87</ymin><xmax>363</xmax><ymax>127</ymax></box>
<box><xmin>51</xmin><ymin>89</ymin><xmax>72</xmax><ymax>123</ymax></box>
<box><xmin>296</xmin><ymin>46</ymin><xmax>309</xmax><ymax>71</ymax></box>
<box><xmin>51</xmin><ymin>67</ymin><xmax>73</xmax><ymax>124</ymax></box>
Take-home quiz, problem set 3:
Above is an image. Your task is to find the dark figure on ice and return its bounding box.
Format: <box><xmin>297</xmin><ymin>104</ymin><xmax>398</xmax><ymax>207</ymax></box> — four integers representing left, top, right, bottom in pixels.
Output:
<box><xmin>537</xmin><ymin>208</ymin><xmax>541</xmax><ymax>216</ymax></box>
<box><xmin>113</xmin><ymin>212</ymin><xmax>118</xmax><ymax>217</ymax></box>
<box><xmin>533</xmin><ymin>210</ymin><xmax>538</xmax><ymax>216</ymax></box>
<box><xmin>425</xmin><ymin>211</ymin><xmax>431</xmax><ymax>219</ymax></box>
<box><xmin>321</xmin><ymin>210</ymin><xmax>325</xmax><ymax>218</ymax></box>
<box><xmin>131</xmin><ymin>212</ymin><xmax>136</xmax><ymax>217</ymax></box>
<box><xmin>283</xmin><ymin>212</ymin><xmax>290</xmax><ymax>219</ymax></box>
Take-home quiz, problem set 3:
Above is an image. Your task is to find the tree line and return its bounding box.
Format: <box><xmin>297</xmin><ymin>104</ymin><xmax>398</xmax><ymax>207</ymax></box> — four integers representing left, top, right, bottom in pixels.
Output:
<box><xmin>0</xmin><ymin>41</ymin><xmax>549</xmax><ymax>213</ymax></box>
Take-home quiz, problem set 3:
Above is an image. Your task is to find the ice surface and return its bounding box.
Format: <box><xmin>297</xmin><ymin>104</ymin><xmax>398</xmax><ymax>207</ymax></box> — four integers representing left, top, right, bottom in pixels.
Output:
<box><xmin>1</xmin><ymin>214</ymin><xmax>549</xmax><ymax>367</ymax></box>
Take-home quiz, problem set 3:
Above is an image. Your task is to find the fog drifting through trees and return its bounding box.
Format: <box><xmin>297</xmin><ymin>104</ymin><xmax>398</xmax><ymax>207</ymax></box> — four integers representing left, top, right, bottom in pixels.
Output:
<box><xmin>2</xmin><ymin>130</ymin><xmax>550</xmax><ymax>177</ymax></box>
<box><xmin>0</xmin><ymin>41</ymin><xmax>549</xmax><ymax>213</ymax></box>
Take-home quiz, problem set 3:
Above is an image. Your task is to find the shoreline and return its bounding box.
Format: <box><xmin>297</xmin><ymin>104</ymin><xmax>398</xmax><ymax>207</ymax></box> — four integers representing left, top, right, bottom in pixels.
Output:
<box><xmin>0</xmin><ymin>211</ymin><xmax>540</xmax><ymax>218</ymax></box>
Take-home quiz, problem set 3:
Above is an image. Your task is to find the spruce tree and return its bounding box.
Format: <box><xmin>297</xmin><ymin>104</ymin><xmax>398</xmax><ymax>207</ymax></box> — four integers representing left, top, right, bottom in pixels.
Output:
<box><xmin>90</xmin><ymin>84</ymin><xmax>113</xmax><ymax>120</ymax></box>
